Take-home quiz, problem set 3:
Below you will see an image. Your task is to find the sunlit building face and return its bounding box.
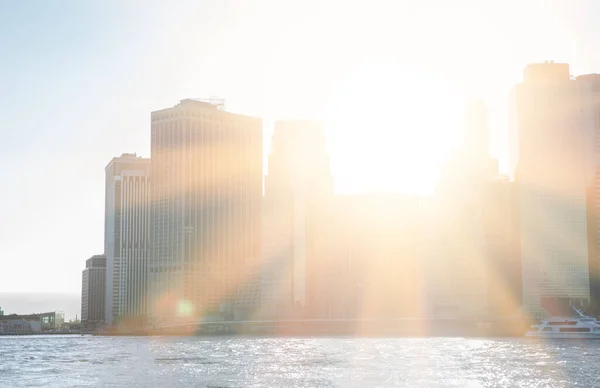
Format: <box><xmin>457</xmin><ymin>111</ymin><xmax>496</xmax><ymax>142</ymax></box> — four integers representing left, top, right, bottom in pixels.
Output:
<box><xmin>148</xmin><ymin>99</ymin><xmax>262</xmax><ymax>324</ymax></box>
<box><xmin>511</xmin><ymin>63</ymin><xmax>595</xmax><ymax>317</ymax></box>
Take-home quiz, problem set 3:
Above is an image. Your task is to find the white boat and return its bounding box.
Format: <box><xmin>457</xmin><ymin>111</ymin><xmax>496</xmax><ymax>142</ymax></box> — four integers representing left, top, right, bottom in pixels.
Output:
<box><xmin>526</xmin><ymin>307</ymin><xmax>600</xmax><ymax>339</ymax></box>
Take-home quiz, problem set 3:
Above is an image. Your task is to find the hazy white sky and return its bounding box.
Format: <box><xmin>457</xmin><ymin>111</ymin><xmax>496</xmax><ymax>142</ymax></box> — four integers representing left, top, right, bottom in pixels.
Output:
<box><xmin>1</xmin><ymin>0</ymin><xmax>600</xmax><ymax>295</ymax></box>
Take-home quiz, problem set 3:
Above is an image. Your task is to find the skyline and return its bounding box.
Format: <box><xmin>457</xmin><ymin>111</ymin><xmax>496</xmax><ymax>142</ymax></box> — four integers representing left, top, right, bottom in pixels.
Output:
<box><xmin>2</xmin><ymin>0</ymin><xmax>600</xmax><ymax>296</ymax></box>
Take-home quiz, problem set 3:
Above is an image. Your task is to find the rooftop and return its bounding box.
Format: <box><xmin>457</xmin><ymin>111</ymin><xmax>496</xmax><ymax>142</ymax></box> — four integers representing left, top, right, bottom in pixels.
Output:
<box><xmin>179</xmin><ymin>97</ymin><xmax>225</xmax><ymax>110</ymax></box>
<box><xmin>523</xmin><ymin>62</ymin><xmax>570</xmax><ymax>83</ymax></box>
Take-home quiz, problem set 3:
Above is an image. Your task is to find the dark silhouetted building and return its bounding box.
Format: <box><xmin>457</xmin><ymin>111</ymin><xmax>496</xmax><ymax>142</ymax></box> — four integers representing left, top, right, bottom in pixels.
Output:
<box><xmin>81</xmin><ymin>254</ymin><xmax>106</xmax><ymax>323</ymax></box>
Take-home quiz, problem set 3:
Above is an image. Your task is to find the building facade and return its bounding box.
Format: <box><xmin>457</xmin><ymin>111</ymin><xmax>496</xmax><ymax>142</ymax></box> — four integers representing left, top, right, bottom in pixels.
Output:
<box><xmin>423</xmin><ymin>100</ymin><xmax>503</xmax><ymax>319</ymax></box>
<box><xmin>482</xmin><ymin>176</ymin><xmax>522</xmax><ymax>317</ymax></box>
<box><xmin>306</xmin><ymin>194</ymin><xmax>423</xmax><ymax>320</ymax></box>
<box><xmin>510</xmin><ymin>63</ymin><xmax>595</xmax><ymax>317</ymax></box>
<box><xmin>149</xmin><ymin>99</ymin><xmax>262</xmax><ymax>324</ymax></box>
<box><xmin>260</xmin><ymin>120</ymin><xmax>333</xmax><ymax>318</ymax></box>
<box><xmin>104</xmin><ymin>153</ymin><xmax>151</xmax><ymax>325</ymax></box>
<box><xmin>0</xmin><ymin>319</ymin><xmax>42</xmax><ymax>335</ymax></box>
<box><xmin>579</xmin><ymin>74</ymin><xmax>600</xmax><ymax>315</ymax></box>
<box><xmin>429</xmin><ymin>151</ymin><xmax>498</xmax><ymax>318</ymax></box>
<box><xmin>0</xmin><ymin>312</ymin><xmax>58</xmax><ymax>334</ymax></box>
<box><xmin>81</xmin><ymin>254</ymin><xmax>106</xmax><ymax>323</ymax></box>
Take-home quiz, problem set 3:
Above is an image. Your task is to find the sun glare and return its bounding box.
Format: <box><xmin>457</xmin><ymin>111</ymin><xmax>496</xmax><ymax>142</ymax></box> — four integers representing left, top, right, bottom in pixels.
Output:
<box><xmin>325</xmin><ymin>65</ymin><xmax>463</xmax><ymax>195</ymax></box>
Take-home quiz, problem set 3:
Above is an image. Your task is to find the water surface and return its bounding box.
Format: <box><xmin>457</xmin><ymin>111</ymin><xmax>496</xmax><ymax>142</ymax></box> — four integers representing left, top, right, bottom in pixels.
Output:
<box><xmin>1</xmin><ymin>335</ymin><xmax>598</xmax><ymax>387</ymax></box>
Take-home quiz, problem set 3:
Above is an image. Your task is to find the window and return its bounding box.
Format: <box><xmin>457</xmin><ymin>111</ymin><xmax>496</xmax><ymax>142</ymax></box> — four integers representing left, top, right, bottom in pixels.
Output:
<box><xmin>559</xmin><ymin>327</ymin><xmax>590</xmax><ymax>333</ymax></box>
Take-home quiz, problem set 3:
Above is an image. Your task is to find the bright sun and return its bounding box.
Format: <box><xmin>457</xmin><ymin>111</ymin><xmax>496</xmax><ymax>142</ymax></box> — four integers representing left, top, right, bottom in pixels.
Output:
<box><xmin>325</xmin><ymin>64</ymin><xmax>463</xmax><ymax>196</ymax></box>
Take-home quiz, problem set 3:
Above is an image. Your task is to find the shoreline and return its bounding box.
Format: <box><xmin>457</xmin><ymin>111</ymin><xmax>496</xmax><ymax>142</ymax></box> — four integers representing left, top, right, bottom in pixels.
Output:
<box><xmin>1</xmin><ymin>331</ymin><xmax>529</xmax><ymax>338</ymax></box>
<box><xmin>0</xmin><ymin>332</ymin><xmax>90</xmax><ymax>337</ymax></box>
<box><xmin>97</xmin><ymin>318</ymin><xmax>532</xmax><ymax>338</ymax></box>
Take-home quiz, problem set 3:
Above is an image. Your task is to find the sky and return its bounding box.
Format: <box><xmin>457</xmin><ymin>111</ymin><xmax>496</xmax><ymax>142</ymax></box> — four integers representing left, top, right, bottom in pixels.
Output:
<box><xmin>1</xmin><ymin>0</ymin><xmax>600</xmax><ymax>300</ymax></box>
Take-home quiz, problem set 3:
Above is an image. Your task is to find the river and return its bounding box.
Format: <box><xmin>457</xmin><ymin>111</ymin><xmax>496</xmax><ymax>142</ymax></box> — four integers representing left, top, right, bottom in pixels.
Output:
<box><xmin>1</xmin><ymin>335</ymin><xmax>599</xmax><ymax>387</ymax></box>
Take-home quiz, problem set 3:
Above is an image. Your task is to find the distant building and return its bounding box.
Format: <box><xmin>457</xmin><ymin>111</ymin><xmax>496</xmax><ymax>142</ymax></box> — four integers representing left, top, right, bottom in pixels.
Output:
<box><xmin>260</xmin><ymin>120</ymin><xmax>333</xmax><ymax>318</ymax></box>
<box><xmin>104</xmin><ymin>153</ymin><xmax>151</xmax><ymax>325</ymax></box>
<box><xmin>0</xmin><ymin>319</ymin><xmax>41</xmax><ymax>335</ymax></box>
<box><xmin>421</xmin><ymin>99</ymin><xmax>524</xmax><ymax>320</ymax></box>
<box><xmin>0</xmin><ymin>312</ymin><xmax>58</xmax><ymax>334</ymax></box>
<box><xmin>149</xmin><ymin>99</ymin><xmax>262</xmax><ymax>324</ymax></box>
<box><xmin>82</xmin><ymin>254</ymin><xmax>106</xmax><ymax>323</ymax></box>
<box><xmin>510</xmin><ymin>62</ymin><xmax>595</xmax><ymax>317</ymax></box>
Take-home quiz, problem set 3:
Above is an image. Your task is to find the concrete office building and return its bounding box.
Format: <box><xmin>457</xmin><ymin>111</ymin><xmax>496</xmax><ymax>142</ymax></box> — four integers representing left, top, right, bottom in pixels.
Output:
<box><xmin>82</xmin><ymin>254</ymin><xmax>107</xmax><ymax>323</ymax></box>
<box><xmin>104</xmin><ymin>153</ymin><xmax>151</xmax><ymax>325</ymax></box>
<box><xmin>510</xmin><ymin>62</ymin><xmax>595</xmax><ymax>317</ymax></box>
<box><xmin>261</xmin><ymin>120</ymin><xmax>333</xmax><ymax>317</ymax></box>
<box><xmin>149</xmin><ymin>99</ymin><xmax>262</xmax><ymax>324</ymax></box>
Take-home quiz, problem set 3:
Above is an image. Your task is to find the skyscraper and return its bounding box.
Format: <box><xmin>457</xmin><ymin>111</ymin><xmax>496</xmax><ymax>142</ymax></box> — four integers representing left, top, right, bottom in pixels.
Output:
<box><xmin>149</xmin><ymin>99</ymin><xmax>262</xmax><ymax>324</ymax></box>
<box><xmin>428</xmin><ymin>100</ymin><xmax>504</xmax><ymax>319</ymax></box>
<box><xmin>510</xmin><ymin>62</ymin><xmax>595</xmax><ymax>317</ymax></box>
<box><xmin>578</xmin><ymin>74</ymin><xmax>600</xmax><ymax>314</ymax></box>
<box><xmin>81</xmin><ymin>254</ymin><xmax>106</xmax><ymax>323</ymax></box>
<box><xmin>104</xmin><ymin>153</ymin><xmax>151</xmax><ymax>325</ymax></box>
<box><xmin>261</xmin><ymin>120</ymin><xmax>333</xmax><ymax>317</ymax></box>
<box><xmin>430</xmin><ymin>153</ymin><xmax>490</xmax><ymax>318</ymax></box>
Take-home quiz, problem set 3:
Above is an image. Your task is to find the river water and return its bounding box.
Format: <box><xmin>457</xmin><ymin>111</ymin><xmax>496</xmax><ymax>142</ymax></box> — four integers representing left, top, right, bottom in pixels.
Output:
<box><xmin>1</xmin><ymin>335</ymin><xmax>599</xmax><ymax>387</ymax></box>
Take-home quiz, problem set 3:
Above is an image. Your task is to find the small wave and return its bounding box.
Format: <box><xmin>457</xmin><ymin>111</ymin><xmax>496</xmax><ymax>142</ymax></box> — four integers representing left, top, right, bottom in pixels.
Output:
<box><xmin>154</xmin><ymin>356</ymin><xmax>218</xmax><ymax>364</ymax></box>
<box><xmin>301</xmin><ymin>358</ymin><xmax>343</xmax><ymax>367</ymax></box>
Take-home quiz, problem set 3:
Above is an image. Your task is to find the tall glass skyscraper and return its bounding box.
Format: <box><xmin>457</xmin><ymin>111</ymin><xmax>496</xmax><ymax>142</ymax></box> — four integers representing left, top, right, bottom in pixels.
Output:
<box><xmin>104</xmin><ymin>153</ymin><xmax>151</xmax><ymax>325</ymax></box>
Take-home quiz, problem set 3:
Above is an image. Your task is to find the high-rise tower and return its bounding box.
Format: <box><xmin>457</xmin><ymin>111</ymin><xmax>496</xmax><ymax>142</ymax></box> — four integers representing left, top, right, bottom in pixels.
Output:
<box><xmin>577</xmin><ymin>74</ymin><xmax>600</xmax><ymax>314</ymax></box>
<box><xmin>261</xmin><ymin>120</ymin><xmax>333</xmax><ymax>316</ymax></box>
<box><xmin>149</xmin><ymin>99</ymin><xmax>262</xmax><ymax>324</ymax></box>
<box><xmin>104</xmin><ymin>153</ymin><xmax>151</xmax><ymax>325</ymax></box>
<box><xmin>510</xmin><ymin>62</ymin><xmax>595</xmax><ymax>317</ymax></box>
<box><xmin>429</xmin><ymin>100</ymin><xmax>500</xmax><ymax>319</ymax></box>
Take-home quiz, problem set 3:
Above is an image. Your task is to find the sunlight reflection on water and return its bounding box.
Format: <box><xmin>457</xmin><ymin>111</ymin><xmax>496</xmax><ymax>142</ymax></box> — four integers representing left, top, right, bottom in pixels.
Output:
<box><xmin>0</xmin><ymin>336</ymin><xmax>599</xmax><ymax>387</ymax></box>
